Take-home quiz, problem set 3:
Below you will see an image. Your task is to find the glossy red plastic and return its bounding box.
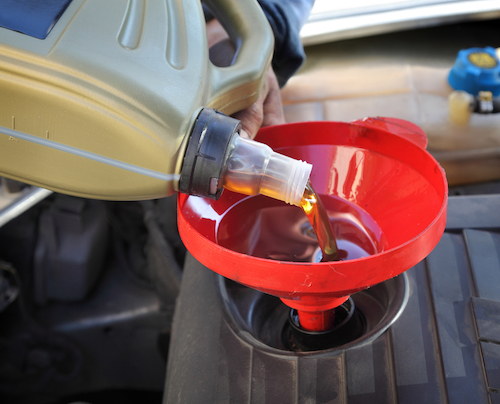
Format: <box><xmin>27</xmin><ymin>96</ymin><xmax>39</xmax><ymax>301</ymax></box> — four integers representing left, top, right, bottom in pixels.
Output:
<box><xmin>177</xmin><ymin>118</ymin><xmax>448</xmax><ymax>331</ymax></box>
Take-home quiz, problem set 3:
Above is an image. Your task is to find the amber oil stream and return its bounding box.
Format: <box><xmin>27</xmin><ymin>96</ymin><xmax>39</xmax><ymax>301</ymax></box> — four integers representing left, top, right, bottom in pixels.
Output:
<box><xmin>300</xmin><ymin>180</ymin><xmax>341</xmax><ymax>262</ymax></box>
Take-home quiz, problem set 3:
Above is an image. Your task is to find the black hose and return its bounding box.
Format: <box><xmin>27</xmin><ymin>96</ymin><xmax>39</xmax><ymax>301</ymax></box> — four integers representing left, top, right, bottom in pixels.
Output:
<box><xmin>140</xmin><ymin>201</ymin><xmax>183</xmax><ymax>294</ymax></box>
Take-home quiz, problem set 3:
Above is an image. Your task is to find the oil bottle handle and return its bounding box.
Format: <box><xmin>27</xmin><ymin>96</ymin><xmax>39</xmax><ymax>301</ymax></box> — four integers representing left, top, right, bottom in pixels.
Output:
<box><xmin>203</xmin><ymin>0</ymin><xmax>274</xmax><ymax>116</ymax></box>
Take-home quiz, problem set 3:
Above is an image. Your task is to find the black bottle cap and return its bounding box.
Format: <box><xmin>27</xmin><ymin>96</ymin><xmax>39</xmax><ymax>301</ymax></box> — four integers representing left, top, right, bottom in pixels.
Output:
<box><xmin>179</xmin><ymin>108</ymin><xmax>241</xmax><ymax>199</ymax></box>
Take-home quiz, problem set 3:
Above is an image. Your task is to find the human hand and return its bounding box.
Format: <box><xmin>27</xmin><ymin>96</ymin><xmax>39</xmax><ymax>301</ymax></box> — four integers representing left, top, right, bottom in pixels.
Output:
<box><xmin>206</xmin><ymin>19</ymin><xmax>285</xmax><ymax>139</ymax></box>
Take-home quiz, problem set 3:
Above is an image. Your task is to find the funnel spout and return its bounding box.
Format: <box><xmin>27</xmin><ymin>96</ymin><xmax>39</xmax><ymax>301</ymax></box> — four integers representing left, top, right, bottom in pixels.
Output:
<box><xmin>281</xmin><ymin>295</ymin><xmax>350</xmax><ymax>332</ymax></box>
<box><xmin>296</xmin><ymin>309</ymin><xmax>336</xmax><ymax>332</ymax></box>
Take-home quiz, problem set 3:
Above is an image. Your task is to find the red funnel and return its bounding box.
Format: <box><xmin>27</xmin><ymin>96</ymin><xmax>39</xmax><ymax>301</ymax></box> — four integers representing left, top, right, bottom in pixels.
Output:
<box><xmin>178</xmin><ymin>118</ymin><xmax>448</xmax><ymax>332</ymax></box>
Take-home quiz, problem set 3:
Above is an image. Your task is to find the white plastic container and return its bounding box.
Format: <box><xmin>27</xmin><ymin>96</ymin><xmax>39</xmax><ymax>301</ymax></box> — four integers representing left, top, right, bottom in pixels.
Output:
<box><xmin>282</xmin><ymin>61</ymin><xmax>500</xmax><ymax>184</ymax></box>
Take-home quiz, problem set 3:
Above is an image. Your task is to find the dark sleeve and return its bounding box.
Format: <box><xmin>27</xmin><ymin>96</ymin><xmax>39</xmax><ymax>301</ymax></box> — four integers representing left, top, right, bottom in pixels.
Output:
<box><xmin>257</xmin><ymin>0</ymin><xmax>314</xmax><ymax>87</ymax></box>
<box><xmin>203</xmin><ymin>0</ymin><xmax>314</xmax><ymax>87</ymax></box>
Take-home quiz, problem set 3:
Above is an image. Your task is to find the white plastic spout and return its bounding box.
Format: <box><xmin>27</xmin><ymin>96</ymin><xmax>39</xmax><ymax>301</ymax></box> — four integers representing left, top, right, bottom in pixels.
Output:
<box><xmin>221</xmin><ymin>135</ymin><xmax>312</xmax><ymax>206</ymax></box>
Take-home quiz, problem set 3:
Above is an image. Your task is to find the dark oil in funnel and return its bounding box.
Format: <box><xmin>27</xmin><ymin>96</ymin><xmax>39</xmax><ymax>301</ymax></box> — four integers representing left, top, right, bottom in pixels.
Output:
<box><xmin>219</xmin><ymin>135</ymin><xmax>343</xmax><ymax>262</ymax></box>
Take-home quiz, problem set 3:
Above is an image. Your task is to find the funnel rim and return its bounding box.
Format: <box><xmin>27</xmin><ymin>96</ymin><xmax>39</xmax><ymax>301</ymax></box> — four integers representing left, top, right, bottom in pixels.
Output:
<box><xmin>179</xmin><ymin>189</ymin><xmax>447</xmax><ymax>266</ymax></box>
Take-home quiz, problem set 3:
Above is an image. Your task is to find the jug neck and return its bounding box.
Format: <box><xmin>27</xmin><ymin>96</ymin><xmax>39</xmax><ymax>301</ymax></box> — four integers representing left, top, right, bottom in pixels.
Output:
<box><xmin>178</xmin><ymin>108</ymin><xmax>312</xmax><ymax>206</ymax></box>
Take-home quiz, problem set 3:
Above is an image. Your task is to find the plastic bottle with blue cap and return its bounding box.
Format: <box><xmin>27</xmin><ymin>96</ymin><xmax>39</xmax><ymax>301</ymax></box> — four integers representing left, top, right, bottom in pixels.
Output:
<box><xmin>448</xmin><ymin>46</ymin><xmax>500</xmax><ymax>125</ymax></box>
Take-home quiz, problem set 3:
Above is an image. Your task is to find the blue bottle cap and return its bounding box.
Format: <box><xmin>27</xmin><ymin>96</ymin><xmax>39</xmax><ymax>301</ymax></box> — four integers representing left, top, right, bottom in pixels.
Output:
<box><xmin>448</xmin><ymin>47</ymin><xmax>500</xmax><ymax>96</ymax></box>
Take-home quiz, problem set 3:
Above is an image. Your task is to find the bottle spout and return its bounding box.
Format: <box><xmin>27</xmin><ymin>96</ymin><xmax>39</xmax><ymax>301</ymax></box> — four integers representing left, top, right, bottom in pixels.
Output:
<box><xmin>221</xmin><ymin>135</ymin><xmax>312</xmax><ymax>206</ymax></box>
<box><xmin>179</xmin><ymin>108</ymin><xmax>312</xmax><ymax>206</ymax></box>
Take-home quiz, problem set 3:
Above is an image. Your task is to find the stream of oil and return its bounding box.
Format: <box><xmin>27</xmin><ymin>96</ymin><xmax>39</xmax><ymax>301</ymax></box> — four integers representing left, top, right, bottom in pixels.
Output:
<box><xmin>216</xmin><ymin>183</ymin><xmax>383</xmax><ymax>262</ymax></box>
<box><xmin>300</xmin><ymin>180</ymin><xmax>341</xmax><ymax>262</ymax></box>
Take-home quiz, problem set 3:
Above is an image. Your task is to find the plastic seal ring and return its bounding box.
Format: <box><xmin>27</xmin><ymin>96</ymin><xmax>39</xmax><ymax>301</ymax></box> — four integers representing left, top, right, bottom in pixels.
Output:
<box><xmin>179</xmin><ymin>108</ymin><xmax>241</xmax><ymax>199</ymax></box>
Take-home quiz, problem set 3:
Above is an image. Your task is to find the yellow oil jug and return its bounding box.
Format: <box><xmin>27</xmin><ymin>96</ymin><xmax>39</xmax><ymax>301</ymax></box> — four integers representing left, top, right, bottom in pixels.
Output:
<box><xmin>0</xmin><ymin>0</ymin><xmax>309</xmax><ymax>203</ymax></box>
